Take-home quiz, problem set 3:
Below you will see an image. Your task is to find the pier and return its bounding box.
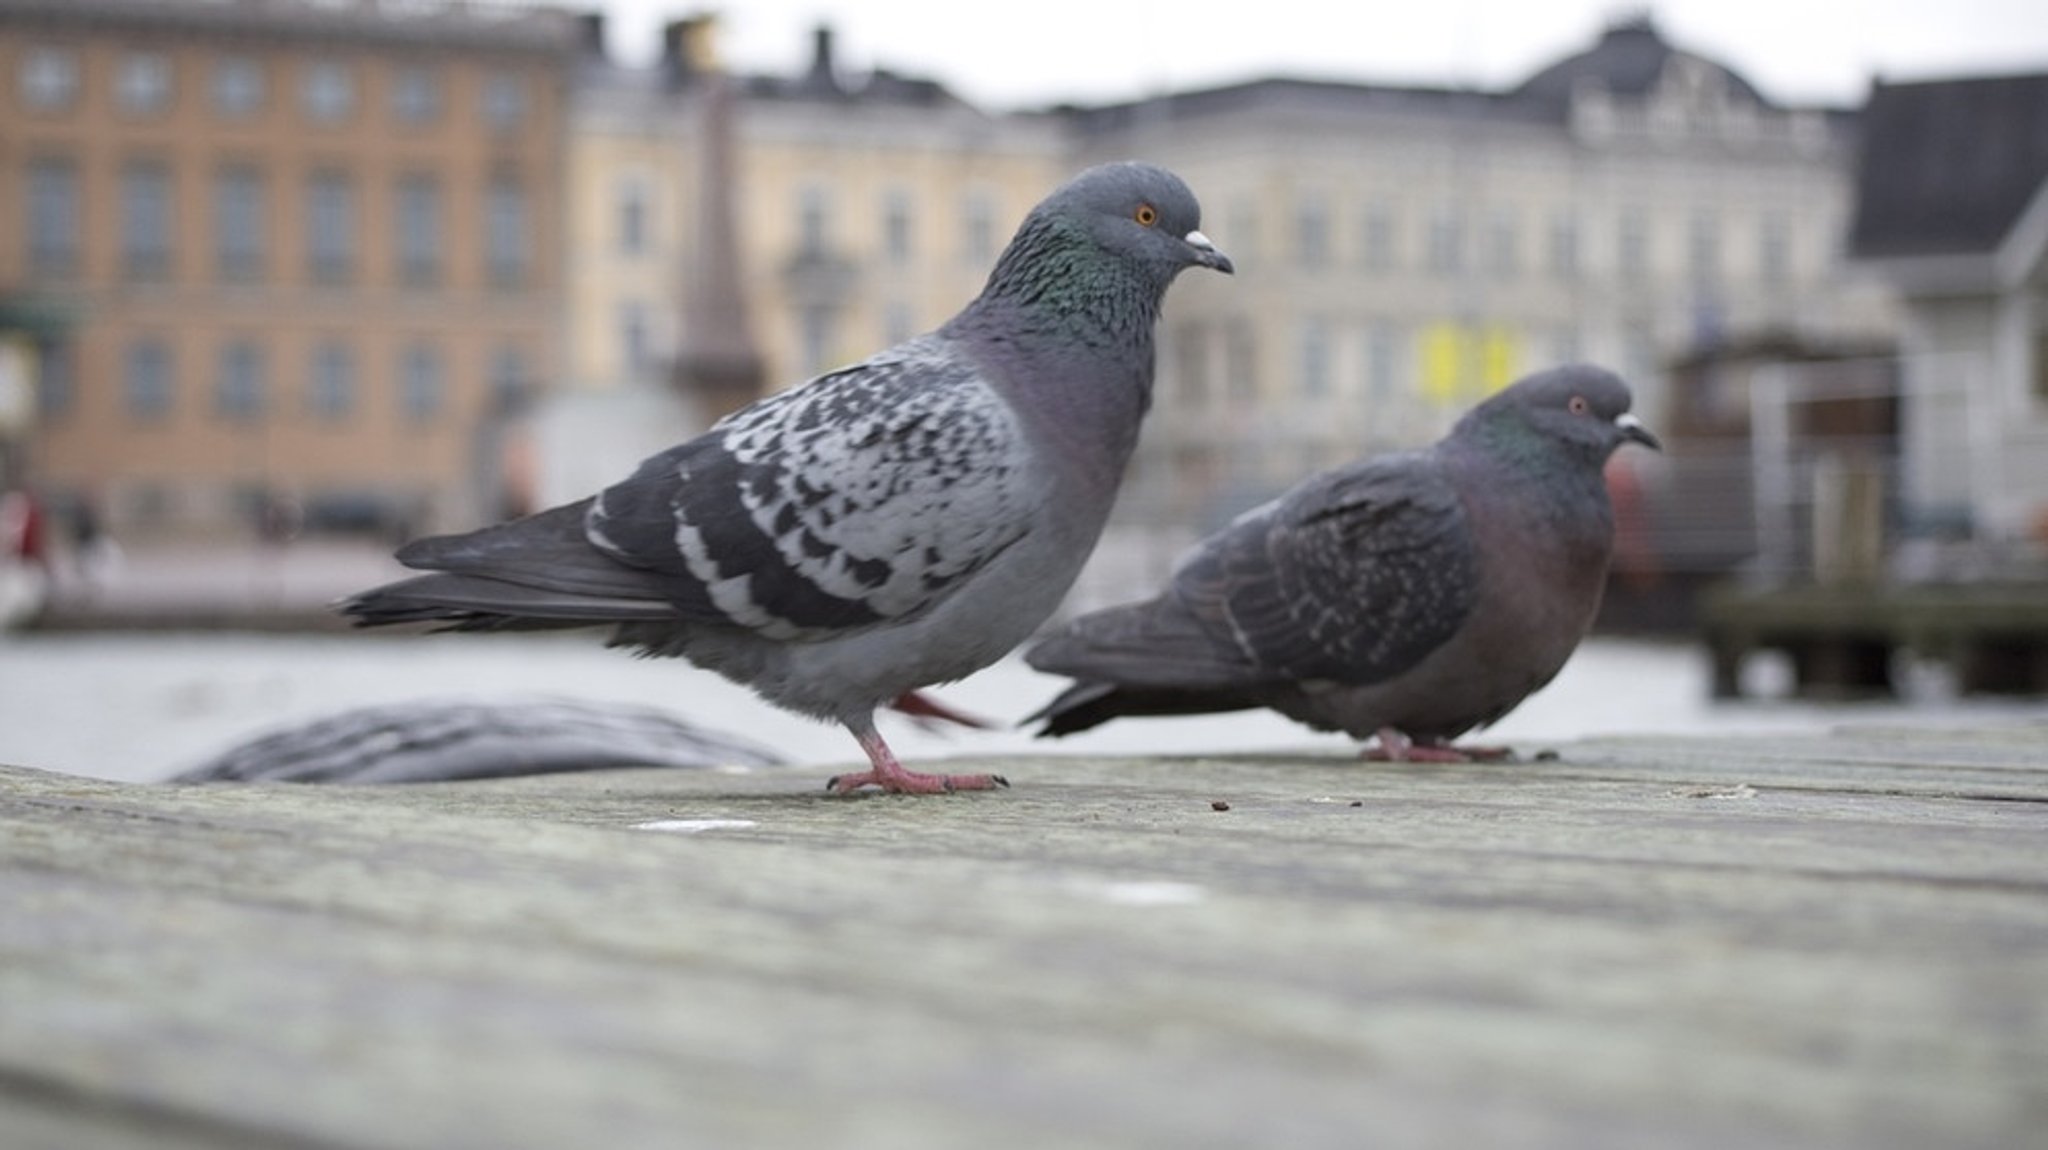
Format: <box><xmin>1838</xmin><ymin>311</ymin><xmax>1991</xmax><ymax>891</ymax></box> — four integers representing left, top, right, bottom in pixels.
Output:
<box><xmin>4</xmin><ymin>723</ymin><xmax>2044</xmax><ymax>1148</ymax></box>
<box><xmin>1702</xmin><ymin>581</ymin><xmax>2048</xmax><ymax>699</ymax></box>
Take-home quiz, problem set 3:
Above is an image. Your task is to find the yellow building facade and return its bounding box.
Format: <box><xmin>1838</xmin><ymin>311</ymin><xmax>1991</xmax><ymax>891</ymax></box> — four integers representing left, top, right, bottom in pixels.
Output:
<box><xmin>0</xmin><ymin>0</ymin><xmax>578</xmax><ymax>537</ymax></box>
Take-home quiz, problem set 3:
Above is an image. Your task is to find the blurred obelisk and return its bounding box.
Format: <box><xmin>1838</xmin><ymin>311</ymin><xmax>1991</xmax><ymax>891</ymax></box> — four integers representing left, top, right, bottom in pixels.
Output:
<box><xmin>672</xmin><ymin>18</ymin><xmax>765</xmax><ymax>424</ymax></box>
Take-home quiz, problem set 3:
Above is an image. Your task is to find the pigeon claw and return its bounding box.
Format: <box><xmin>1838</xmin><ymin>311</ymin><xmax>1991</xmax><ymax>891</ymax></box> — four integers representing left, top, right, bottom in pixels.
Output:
<box><xmin>833</xmin><ymin>720</ymin><xmax>1009</xmax><ymax>795</ymax></box>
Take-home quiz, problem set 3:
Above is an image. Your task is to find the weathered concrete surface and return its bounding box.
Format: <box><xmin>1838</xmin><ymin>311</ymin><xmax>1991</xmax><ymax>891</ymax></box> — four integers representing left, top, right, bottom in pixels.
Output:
<box><xmin>3</xmin><ymin>725</ymin><xmax>2046</xmax><ymax>1149</ymax></box>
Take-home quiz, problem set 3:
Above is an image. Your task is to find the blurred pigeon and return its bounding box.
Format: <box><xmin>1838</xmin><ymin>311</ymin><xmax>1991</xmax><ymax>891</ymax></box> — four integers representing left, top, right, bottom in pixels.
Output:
<box><xmin>172</xmin><ymin>696</ymin><xmax>784</xmax><ymax>784</ymax></box>
<box><xmin>1026</xmin><ymin>365</ymin><xmax>1660</xmax><ymax>761</ymax></box>
<box><xmin>340</xmin><ymin>162</ymin><xmax>1231</xmax><ymax>794</ymax></box>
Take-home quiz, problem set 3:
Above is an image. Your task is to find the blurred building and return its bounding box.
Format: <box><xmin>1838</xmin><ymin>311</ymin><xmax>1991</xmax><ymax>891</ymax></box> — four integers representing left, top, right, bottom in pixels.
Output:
<box><xmin>6</xmin><ymin>5</ymin><xmax>1906</xmax><ymax>582</ymax></box>
<box><xmin>536</xmin><ymin>13</ymin><xmax>1910</xmax><ymax>611</ymax></box>
<box><xmin>1066</xmin><ymin>16</ymin><xmax>1896</xmax><ymax>537</ymax></box>
<box><xmin>0</xmin><ymin>0</ymin><xmax>581</xmax><ymax>539</ymax></box>
<box><xmin>550</xmin><ymin>18</ymin><xmax>1064</xmax><ymax>504</ymax></box>
<box><xmin>1849</xmin><ymin>71</ymin><xmax>2048</xmax><ymax>555</ymax></box>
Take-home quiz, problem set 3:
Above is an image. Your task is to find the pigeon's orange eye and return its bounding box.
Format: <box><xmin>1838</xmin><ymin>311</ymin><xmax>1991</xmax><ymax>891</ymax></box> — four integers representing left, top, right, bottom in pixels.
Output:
<box><xmin>1134</xmin><ymin>203</ymin><xmax>1158</xmax><ymax>226</ymax></box>
<box><xmin>1568</xmin><ymin>395</ymin><xmax>1590</xmax><ymax>415</ymax></box>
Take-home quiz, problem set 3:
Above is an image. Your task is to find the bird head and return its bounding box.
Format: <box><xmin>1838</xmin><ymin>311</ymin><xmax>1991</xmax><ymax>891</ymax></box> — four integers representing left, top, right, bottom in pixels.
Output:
<box><xmin>1017</xmin><ymin>162</ymin><xmax>1234</xmax><ymax>285</ymax></box>
<box><xmin>1073</xmin><ymin>161</ymin><xmax>1233</xmax><ymax>278</ymax></box>
<box><xmin>1465</xmin><ymin>364</ymin><xmax>1662</xmax><ymax>465</ymax></box>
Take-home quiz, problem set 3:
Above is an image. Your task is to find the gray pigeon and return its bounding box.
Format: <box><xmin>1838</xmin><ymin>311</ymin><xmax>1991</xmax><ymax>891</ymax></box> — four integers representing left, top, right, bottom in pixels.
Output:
<box><xmin>1025</xmin><ymin>365</ymin><xmax>1660</xmax><ymax>761</ymax></box>
<box><xmin>171</xmin><ymin>696</ymin><xmax>785</xmax><ymax>784</ymax></box>
<box><xmin>340</xmin><ymin>162</ymin><xmax>1232</xmax><ymax>794</ymax></box>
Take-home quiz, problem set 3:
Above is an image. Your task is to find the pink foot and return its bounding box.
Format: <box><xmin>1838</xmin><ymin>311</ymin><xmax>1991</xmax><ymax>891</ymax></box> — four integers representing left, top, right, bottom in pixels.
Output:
<box><xmin>827</xmin><ymin>718</ymin><xmax>1009</xmax><ymax>795</ymax></box>
<box><xmin>1362</xmin><ymin>727</ymin><xmax>1515</xmax><ymax>763</ymax></box>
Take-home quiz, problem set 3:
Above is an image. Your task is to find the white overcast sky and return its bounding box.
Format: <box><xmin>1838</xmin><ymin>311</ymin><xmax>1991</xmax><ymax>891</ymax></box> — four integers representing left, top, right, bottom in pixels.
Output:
<box><xmin>590</xmin><ymin>0</ymin><xmax>2048</xmax><ymax>109</ymax></box>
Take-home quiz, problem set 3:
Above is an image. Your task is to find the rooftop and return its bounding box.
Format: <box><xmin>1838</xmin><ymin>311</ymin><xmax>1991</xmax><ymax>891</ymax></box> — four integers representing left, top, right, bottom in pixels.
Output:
<box><xmin>0</xmin><ymin>0</ymin><xmax>586</xmax><ymax>53</ymax></box>
<box><xmin>1848</xmin><ymin>70</ymin><xmax>2048</xmax><ymax>259</ymax></box>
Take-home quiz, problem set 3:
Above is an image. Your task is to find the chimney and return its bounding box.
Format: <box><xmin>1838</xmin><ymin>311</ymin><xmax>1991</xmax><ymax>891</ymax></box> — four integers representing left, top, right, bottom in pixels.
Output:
<box><xmin>803</xmin><ymin>24</ymin><xmax>842</xmax><ymax>96</ymax></box>
<box><xmin>812</xmin><ymin>26</ymin><xmax>835</xmax><ymax>77</ymax></box>
<box><xmin>576</xmin><ymin>12</ymin><xmax>606</xmax><ymax>59</ymax></box>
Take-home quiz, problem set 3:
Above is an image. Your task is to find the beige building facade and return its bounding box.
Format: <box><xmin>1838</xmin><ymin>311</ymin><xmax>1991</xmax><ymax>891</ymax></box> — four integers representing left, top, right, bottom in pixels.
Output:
<box><xmin>1068</xmin><ymin>19</ymin><xmax>1896</xmax><ymax>529</ymax></box>
<box><xmin>563</xmin><ymin>17</ymin><xmax>1893</xmax><ymax>550</ymax></box>
<box><xmin>563</xmin><ymin>25</ymin><xmax>1064</xmax><ymax>409</ymax></box>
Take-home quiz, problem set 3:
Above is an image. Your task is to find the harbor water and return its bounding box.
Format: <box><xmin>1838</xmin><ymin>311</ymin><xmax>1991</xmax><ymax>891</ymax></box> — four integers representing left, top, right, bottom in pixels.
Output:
<box><xmin>4</xmin><ymin>631</ymin><xmax>2042</xmax><ymax>784</ymax></box>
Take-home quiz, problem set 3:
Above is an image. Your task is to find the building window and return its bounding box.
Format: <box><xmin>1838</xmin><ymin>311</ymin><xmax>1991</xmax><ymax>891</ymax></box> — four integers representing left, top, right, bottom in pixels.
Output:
<box><xmin>798</xmin><ymin>184</ymin><xmax>831</xmax><ymax>258</ymax></box>
<box><xmin>617</xmin><ymin>177</ymin><xmax>648</xmax><ymax>256</ymax></box>
<box><xmin>391</xmin><ymin>64</ymin><xmax>440</xmax><ymax>123</ymax></box>
<box><xmin>400</xmin><ymin>344</ymin><xmax>444</xmax><ymax>423</ymax></box>
<box><xmin>1551</xmin><ymin>326</ymin><xmax>1581</xmax><ymax>365</ymax></box>
<box><xmin>799</xmin><ymin>306</ymin><xmax>834</xmax><ymax>377</ymax></box>
<box><xmin>20</xmin><ymin>46</ymin><xmax>79</xmax><ymax>110</ymax></box>
<box><xmin>308</xmin><ymin>342</ymin><xmax>355</xmax><ymax>421</ymax></box>
<box><xmin>1689</xmin><ymin>211</ymin><xmax>1720</xmax><ymax>285</ymax></box>
<box><xmin>124</xmin><ymin>339</ymin><xmax>174</xmax><ymax>422</ymax></box>
<box><xmin>485</xmin><ymin>176</ymin><xmax>529</xmax><ymax>287</ymax></box>
<box><xmin>116</xmin><ymin>51</ymin><xmax>173</xmax><ymax>116</ymax></box>
<box><xmin>1548</xmin><ymin>212</ymin><xmax>1579</xmax><ymax>280</ymax></box>
<box><xmin>1296</xmin><ymin>196</ymin><xmax>1330</xmax><ymax>270</ymax></box>
<box><xmin>488</xmin><ymin>345</ymin><xmax>530</xmax><ymax>414</ymax></box>
<box><xmin>1363</xmin><ymin>324</ymin><xmax>1396</xmax><ymax>403</ymax></box>
<box><xmin>620</xmin><ymin>301</ymin><xmax>651</xmax><ymax>378</ymax></box>
<box><xmin>307</xmin><ymin>172</ymin><xmax>355</xmax><ymax>283</ymax></box>
<box><xmin>212</xmin><ymin>56</ymin><xmax>264</xmax><ymax>117</ymax></box>
<box><xmin>1173</xmin><ymin>326</ymin><xmax>1209</xmax><ymax>408</ymax></box>
<box><xmin>1760</xmin><ymin>213</ymin><xmax>1791</xmax><ymax>284</ymax></box>
<box><xmin>482</xmin><ymin>71</ymin><xmax>526</xmax><ymax>131</ymax></box>
<box><xmin>1621</xmin><ymin>327</ymin><xmax>1657</xmax><ymax>387</ymax></box>
<box><xmin>961</xmin><ymin>190</ymin><xmax>994</xmax><ymax>266</ymax></box>
<box><xmin>1360</xmin><ymin>205</ymin><xmax>1394</xmax><ymax>273</ymax></box>
<box><xmin>35</xmin><ymin>338</ymin><xmax>75</xmax><ymax>423</ymax></box>
<box><xmin>214</xmin><ymin>165</ymin><xmax>266</xmax><ymax>282</ymax></box>
<box><xmin>302</xmin><ymin>59</ymin><xmax>354</xmax><ymax>123</ymax></box>
<box><xmin>215</xmin><ymin>341</ymin><xmax>265</xmax><ymax>421</ymax></box>
<box><xmin>122</xmin><ymin>161</ymin><xmax>174</xmax><ymax>281</ymax></box>
<box><xmin>1226</xmin><ymin>201</ymin><xmax>1259</xmax><ymax>269</ymax></box>
<box><xmin>1225</xmin><ymin>318</ymin><xmax>1257</xmax><ymax>403</ymax></box>
<box><xmin>882</xmin><ymin>188</ymin><xmax>912</xmax><ymax>265</ymax></box>
<box><xmin>1299</xmin><ymin>320</ymin><xmax>1332</xmax><ymax>399</ymax></box>
<box><xmin>884</xmin><ymin>301</ymin><xmax>914</xmax><ymax>346</ymax></box>
<box><xmin>1618</xmin><ymin>209</ymin><xmax>1649</xmax><ymax>282</ymax></box>
<box><xmin>1487</xmin><ymin>214</ymin><xmax>1519</xmax><ymax>278</ymax></box>
<box><xmin>396</xmin><ymin>174</ymin><xmax>442</xmax><ymax>286</ymax></box>
<box><xmin>1427</xmin><ymin>210</ymin><xmax>1464</xmax><ymax>275</ymax></box>
<box><xmin>27</xmin><ymin>158</ymin><xmax>79</xmax><ymax>276</ymax></box>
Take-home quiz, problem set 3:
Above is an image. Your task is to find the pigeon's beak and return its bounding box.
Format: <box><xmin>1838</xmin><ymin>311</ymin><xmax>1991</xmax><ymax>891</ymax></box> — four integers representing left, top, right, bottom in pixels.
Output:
<box><xmin>1615</xmin><ymin>412</ymin><xmax>1662</xmax><ymax>451</ymax></box>
<box><xmin>1184</xmin><ymin>230</ymin><xmax>1234</xmax><ymax>275</ymax></box>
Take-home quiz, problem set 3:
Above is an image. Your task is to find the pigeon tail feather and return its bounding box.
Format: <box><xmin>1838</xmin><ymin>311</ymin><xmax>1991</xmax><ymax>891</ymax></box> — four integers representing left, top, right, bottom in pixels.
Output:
<box><xmin>1027</xmin><ymin>680</ymin><xmax>1267</xmax><ymax>737</ymax></box>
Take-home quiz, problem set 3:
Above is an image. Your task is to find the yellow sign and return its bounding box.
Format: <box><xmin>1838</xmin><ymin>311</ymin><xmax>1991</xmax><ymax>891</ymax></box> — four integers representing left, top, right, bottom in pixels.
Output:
<box><xmin>1418</xmin><ymin>322</ymin><xmax>1519</xmax><ymax>405</ymax></box>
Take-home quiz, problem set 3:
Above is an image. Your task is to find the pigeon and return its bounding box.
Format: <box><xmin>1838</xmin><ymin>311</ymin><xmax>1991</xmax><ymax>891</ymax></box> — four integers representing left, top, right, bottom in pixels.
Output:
<box><xmin>1025</xmin><ymin>365</ymin><xmax>1660</xmax><ymax>761</ymax></box>
<box><xmin>171</xmin><ymin>696</ymin><xmax>785</xmax><ymax>784</ymax></box>
<box><xmin>340</xmin><ymin>162</ymin><xmax>1232</xmax><ymax>794</ymax></box>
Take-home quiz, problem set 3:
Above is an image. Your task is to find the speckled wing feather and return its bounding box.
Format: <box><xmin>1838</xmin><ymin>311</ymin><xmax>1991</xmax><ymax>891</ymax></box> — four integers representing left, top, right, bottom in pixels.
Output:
<box><xmin>584</xmin><ymin>335</ymin><xmax>1040</xmax><ymax>641</ymax></box>
<box><xmin>1033</xmin><ymin>453</ymin><xmax>1479</xmax><ymax>689</ymax></box>
<box><xmin>1189</xmin><ymin>456</ymin><xmax>1479</xmax><ymax>683</ymax></box>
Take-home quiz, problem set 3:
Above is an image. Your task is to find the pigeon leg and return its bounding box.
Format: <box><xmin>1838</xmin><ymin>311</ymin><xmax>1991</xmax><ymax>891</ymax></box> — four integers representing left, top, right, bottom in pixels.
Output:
<box><xmin>1363</xmin><ymin>727</ymin><xmax>1482</xmax><ymax>764</ymax></box>
<box><xmin>827</xmin><ymin>716</ymin><xmax>1009</xmax><ymax>795</ymax></box>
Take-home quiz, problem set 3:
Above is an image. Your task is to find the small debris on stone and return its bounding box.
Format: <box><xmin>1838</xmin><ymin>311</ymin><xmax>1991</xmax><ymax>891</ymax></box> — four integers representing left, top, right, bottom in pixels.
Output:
<box><xmin>1680</xmin><ymin>783</ymin><xmax>1758</xmax><ymax>800</ymax></box>
<box><xmin>1210</xmin><ymin>800</ymin><xmax>1231</xmax><ymax>812</ymax></box>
